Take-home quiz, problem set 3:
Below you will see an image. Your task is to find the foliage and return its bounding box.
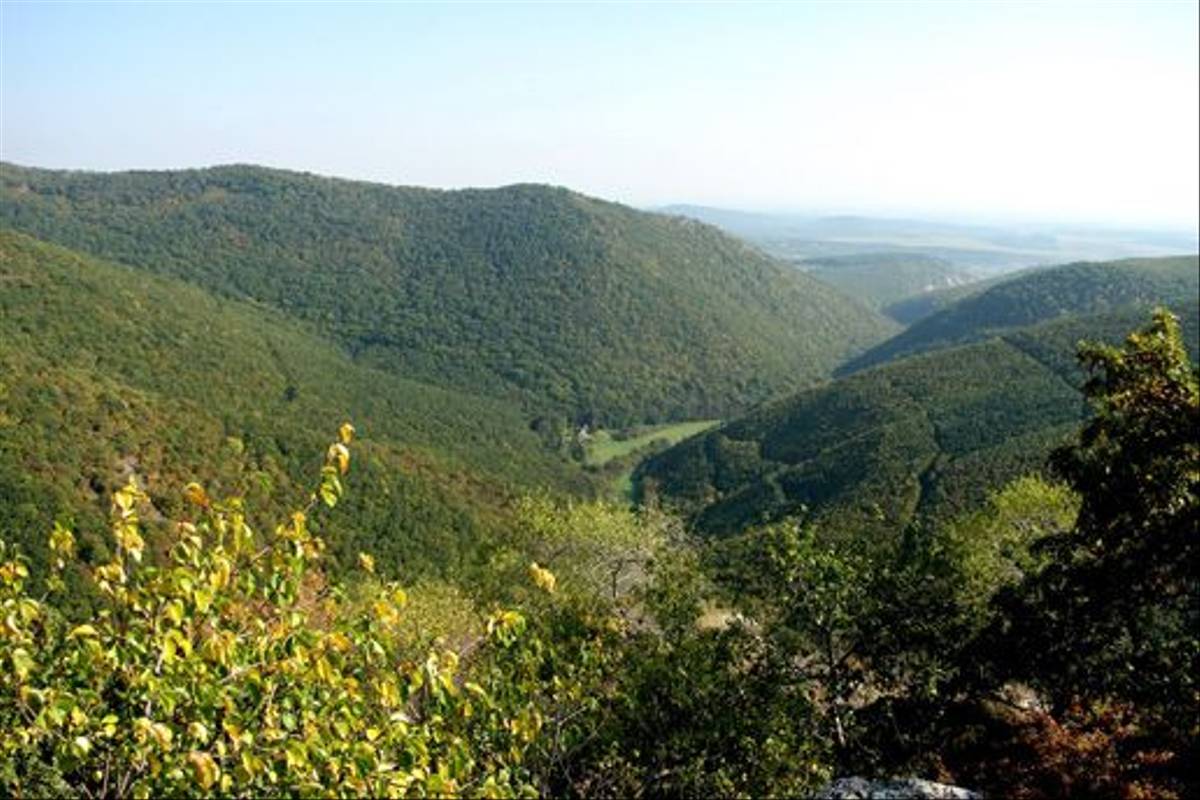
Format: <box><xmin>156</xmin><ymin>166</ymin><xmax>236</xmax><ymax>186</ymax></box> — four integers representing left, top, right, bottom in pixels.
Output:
<box><xmin>931</xmin><ymin>476</ymin><xmax>1078</xmax><ymax>626</ymax></box>
<box><xmin>0</xmin><ymin>426</ymin><xmax>625</xmax><ymax>798</ymax></box>
<box><xmin>571</xmin><ymin>623</ymin><xmax>833</xmax><ymax>798</ymax></box>
<box><xmin>541</xmin><ymin>532</ymin><xmax>837</xmax><ymax>799</ymax></box>
<box><xmin>0</xmin><ymin>162</ymin><xmax>897</xmax><ymax>427</ymax></box>
<box><xmin>980</xmin><ymin>309</ymin><xmax>1199</xmax><ymax>737</ymax></box>
<box><xmin>0</xmin><ymin>416</ymin><xmax>849</xmax><ymax>799</ymax></box>
<box><xmin>502</xmin><ymin>495</ymin><xmax>675</xmax><ymax>606</ymax></box>
<box><xmin>639</xmin><ymin>298</ymin><xmax>1197</xmax><ymax>538</ymax></box>
<box><xmin>753</xmin><ymin>522</ymin><xmax>881</xmax><ymax>752</ymax></box>
<box><xmin>939</xmin><ymin>697</ymin><xmax>1192</xmax><ymax>800</ymax></box>
<box><xmin>842</xmin><ymin>256</ymin><xmax>1198</xmax><ymax>374</ymax></box>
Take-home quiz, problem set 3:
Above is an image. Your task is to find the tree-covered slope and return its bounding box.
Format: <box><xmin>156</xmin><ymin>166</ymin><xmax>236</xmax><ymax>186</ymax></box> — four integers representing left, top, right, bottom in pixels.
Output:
<box><xmin>841</xmin><ymin>256</ymin><xmax>1198</xmax><ymax>374</ymax></box>
<box><xmin>800</xmin><ymin>252</ymin><xmax>977</xmax><ymax>312</ymax></box>
<box><xmin>0</xmin><ymin>230</ymin><xmax>596</xmax><ymax>592</ymax></box>
<box><xmin>0</xmin><ymin>163</ymin><xmax>897</xmax><ymax>426</ymax></box>
<box><xmin>880</xmin><ymin>271</ymin><xmax>1015</xmax><ymax>325</ymax></box>
<box><xmin>636</xmin><ymin>304</ymin><xmax>1199</xmax><ymax>536</ymax></box>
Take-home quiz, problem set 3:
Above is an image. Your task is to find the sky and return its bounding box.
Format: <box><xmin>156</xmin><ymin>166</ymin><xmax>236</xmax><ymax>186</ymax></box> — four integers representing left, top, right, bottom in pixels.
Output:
<box><xmin>1</xmin><ymin>1</ymin><xmax>1197</xmax><ymax>228</ymax></box>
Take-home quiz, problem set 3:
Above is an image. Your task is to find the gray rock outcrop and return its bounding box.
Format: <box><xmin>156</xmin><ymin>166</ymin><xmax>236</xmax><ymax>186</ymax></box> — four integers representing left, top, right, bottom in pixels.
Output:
<box><xmin>814</xmin><ymin>776</ymin><xmax>981</xmax><ymax>799</ymax></box>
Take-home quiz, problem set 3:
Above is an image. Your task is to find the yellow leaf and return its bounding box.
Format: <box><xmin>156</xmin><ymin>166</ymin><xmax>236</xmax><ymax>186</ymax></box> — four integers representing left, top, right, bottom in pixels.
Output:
<box><xmin>377</xmin><ymin>678</ymin><xmax>399</xmax><ymax>708</ymax></box>
<box><xmin>240</xmin><ymin>750</ymin><xmax>262</xmax><ymax>776</ymax></box>
<box><xmin>0</xmin><ymin>561</ymin><xmax>27</xmax><ymax>585</ymax></box>
<box><xmin>10</xmin><ymin>648</ymin><xmax>33</xmax><ymax>681</ymax></box>
<box><xmin>117</xmin><ymin>523</ymin><xmax>145</xmax><ymax>561</ymax></box>
<box><xmin>285</xmin><ymin>740</ymin><xmax>308</xmax><ymax>769</ymax></box>
<box><xmin>529</xmin><ymin>562</ymin><xmax>557</xmax><ymax>593</ymax></box>
<box><xmin>113</xmin><ymin>478</ymin><xmax>144</xmax><ymax>514</ymax></box>
<box><xmin>68</xmin><ymin>624</ymin><xmax>100</xmax><ymax>639</ymax></box>
<box><xmin>372</xmin><ymin>600</ymin><xmax>399</xmax><ymax>626</ymax></box>
<box><xmin>163</xmin><ymin>599</ymin><xmax>184</xmax><ymax>626</ymax></box>
<box><xmin>358</xmin><ymin>552</ymin><xmax>375</xmax><ymax>574</ymax></box>
<box><xmin>94</xmin><ymin>561</ymin><xmax>125</xmax><ymax>587</ymax></box>
<box><xmin>193</xmin><ymin>588</ymin><xmax>213</xmax><ymax>614</ymax></box>
<box><xmin>210</xmin><ymin>557</ymin><xmax>231</xmax><ymax>591</ymax></box>
<box><xmin>327</xmin><ymin>443</ymin><xmax>351</xmax><ymax>475</ymax></box>
<box><xmin>183</xmin><ymin>482</ymin><xmax>209</xmax><ymax>506</ymax></box>
<box><xmin>187</xmin><ymin>750</ymin><xmax>219</xmax><ymax>790</ymax></box>
<box><xmin>49</xmin><ymin>523</ymin><xmax>75</xmax><ymax>558</ymax></box>
<box><xmin>339</xmin><ymin>422</ymin><xmax>356</xmax><ymax>445</ymax></box>
<box><xmin>169</xmin><ymin>628</ymin><xmax>193</xmax><ymax>658</ymax></box>
<box><xmin>150</xmin><ymin>721</ymin><xmax>173</xmax><ymax>749</ymax></box>
<box><xmin>161</xmin><ymin>636</ymin><xmax>177</xmax><ymax>665</ymax></box>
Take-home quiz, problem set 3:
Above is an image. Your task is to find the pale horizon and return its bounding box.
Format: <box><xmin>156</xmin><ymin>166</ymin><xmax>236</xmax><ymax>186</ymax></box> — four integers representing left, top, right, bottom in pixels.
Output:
<box><xmin>2</xmin><ymin>1</ymin><xmax>1197</xmax><ymax>230</ymax></box>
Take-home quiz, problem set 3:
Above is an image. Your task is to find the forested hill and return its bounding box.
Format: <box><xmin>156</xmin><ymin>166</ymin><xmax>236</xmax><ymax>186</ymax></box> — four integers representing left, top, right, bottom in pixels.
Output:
<box><xmin>840</xmin><ymin>255</ymin><xmax>1198</xmax><ymax>374</ymax></box>
<box><xmin>0</xmin><ymin>162</ymin><xmax>896</xmax><ymax>426</ymax></box>
<box><xmin>636</xmin><ymin>303</ymin><xmax>1199</xmax><ymax>537</ymax></box>
<box><xmin>0</xmin><ymin>229</ymin><xmax>597</xmax><ymax>593</ymax></box>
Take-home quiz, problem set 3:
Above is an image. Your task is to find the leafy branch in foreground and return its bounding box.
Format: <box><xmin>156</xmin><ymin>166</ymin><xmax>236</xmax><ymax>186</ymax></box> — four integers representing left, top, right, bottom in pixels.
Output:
<box><xmin>0</xmin><ymin>423</ymin><xmax>559</xmax><ymax>798</ymax></box>
<box><xmin>995</xmin><ymin>308</ymin><xmax>1199</xmax><ymax>722</ymax></box>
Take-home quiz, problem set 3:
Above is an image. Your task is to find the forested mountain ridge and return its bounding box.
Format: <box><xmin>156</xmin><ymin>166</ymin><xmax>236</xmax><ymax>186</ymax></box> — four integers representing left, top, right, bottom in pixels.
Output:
<box><xmin>0</xmin><ymin>229</ymin><xmax>599</xmax><ymax>594</ymax></box>
<box><xmin>0</xmin><ymin>162</ymin><xmax>897</xmax><ymax>426</ymax></box>
<box><xmin>840</xmin><ymin>255</ymin><xmax>1198</xmax><ymax>374</ymax></box>
<box><xmin>637</xmin><ymin>301</ymin><xmax>1199</xmax><ymax>537</ymax></box>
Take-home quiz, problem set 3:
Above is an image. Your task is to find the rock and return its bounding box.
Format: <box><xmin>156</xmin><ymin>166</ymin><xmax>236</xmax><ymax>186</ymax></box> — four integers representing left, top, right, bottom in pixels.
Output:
<box><xmin>814</xmin><ymin>776</ymin><xmax>982</xmax><ymax>799</ymax></box>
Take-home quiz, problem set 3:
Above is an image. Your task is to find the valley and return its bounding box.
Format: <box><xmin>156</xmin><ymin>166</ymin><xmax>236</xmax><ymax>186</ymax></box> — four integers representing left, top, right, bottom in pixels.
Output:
<box><xmin>3</xmin><ymin>4</ymin><xmax>1196</xmax><ymax>796</ymax></box>
<box><xmin>1</xmin><ymin>164</ymin><xmax>1195</xmax><ymax>800</ymax></box>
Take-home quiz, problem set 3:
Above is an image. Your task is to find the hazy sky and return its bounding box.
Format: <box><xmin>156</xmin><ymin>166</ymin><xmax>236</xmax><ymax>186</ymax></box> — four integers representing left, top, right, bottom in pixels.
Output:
<box><xmin>2</xmin><ymin>1</ymin><xmax>1197</xmax><ymax>227</ymax></box>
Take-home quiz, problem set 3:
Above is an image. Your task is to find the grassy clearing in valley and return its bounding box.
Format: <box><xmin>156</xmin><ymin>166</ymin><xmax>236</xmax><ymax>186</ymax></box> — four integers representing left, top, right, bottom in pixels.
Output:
<box><xmin>584</xmin><ymin>420</ymin><xmax>720</xmax><ymax>467</ymax></box>
<box><xmin>583</xmin><ymin>420</ymin><xmax>721</xmax><ymax>502</ymax></box>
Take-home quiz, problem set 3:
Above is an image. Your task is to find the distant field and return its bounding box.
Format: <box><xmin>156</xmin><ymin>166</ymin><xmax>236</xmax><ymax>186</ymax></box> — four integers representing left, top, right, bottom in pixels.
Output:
<box><xmin>584</xmin><ymin>420</ymin><xmax>721</xmax><ymax>467</ymax></box>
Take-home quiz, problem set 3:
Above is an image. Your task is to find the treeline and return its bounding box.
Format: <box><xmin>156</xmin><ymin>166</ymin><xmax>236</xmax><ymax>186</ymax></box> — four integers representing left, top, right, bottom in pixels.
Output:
<box><xmin>0</xmin><ymin>163</ymin><xmax>896</xmax><ymax>426</ymax></box>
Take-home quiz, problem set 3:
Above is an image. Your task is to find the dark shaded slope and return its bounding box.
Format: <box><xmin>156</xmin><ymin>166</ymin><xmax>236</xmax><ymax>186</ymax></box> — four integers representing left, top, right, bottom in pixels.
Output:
<box><xmin>841</xmin><ymin>256</ymin><xmax>1198</xmax><ymax>374</ymax></box>
<box><xmin>636</xmin><ymin>304</ymin><xmax>1199</xmax><ymax>537</ymax></box>
<box><xmin>0</xmin><ymin>163</ymin><xmax>897</xmax><ymax>426</ymax></box>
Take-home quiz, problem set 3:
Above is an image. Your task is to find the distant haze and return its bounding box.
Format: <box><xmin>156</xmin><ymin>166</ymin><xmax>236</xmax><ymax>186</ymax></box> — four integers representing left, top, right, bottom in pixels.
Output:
<box><xmin>1</xmin><ymin>1</ymin><xmax>1196</xmax><ymax>229</ymax></box>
